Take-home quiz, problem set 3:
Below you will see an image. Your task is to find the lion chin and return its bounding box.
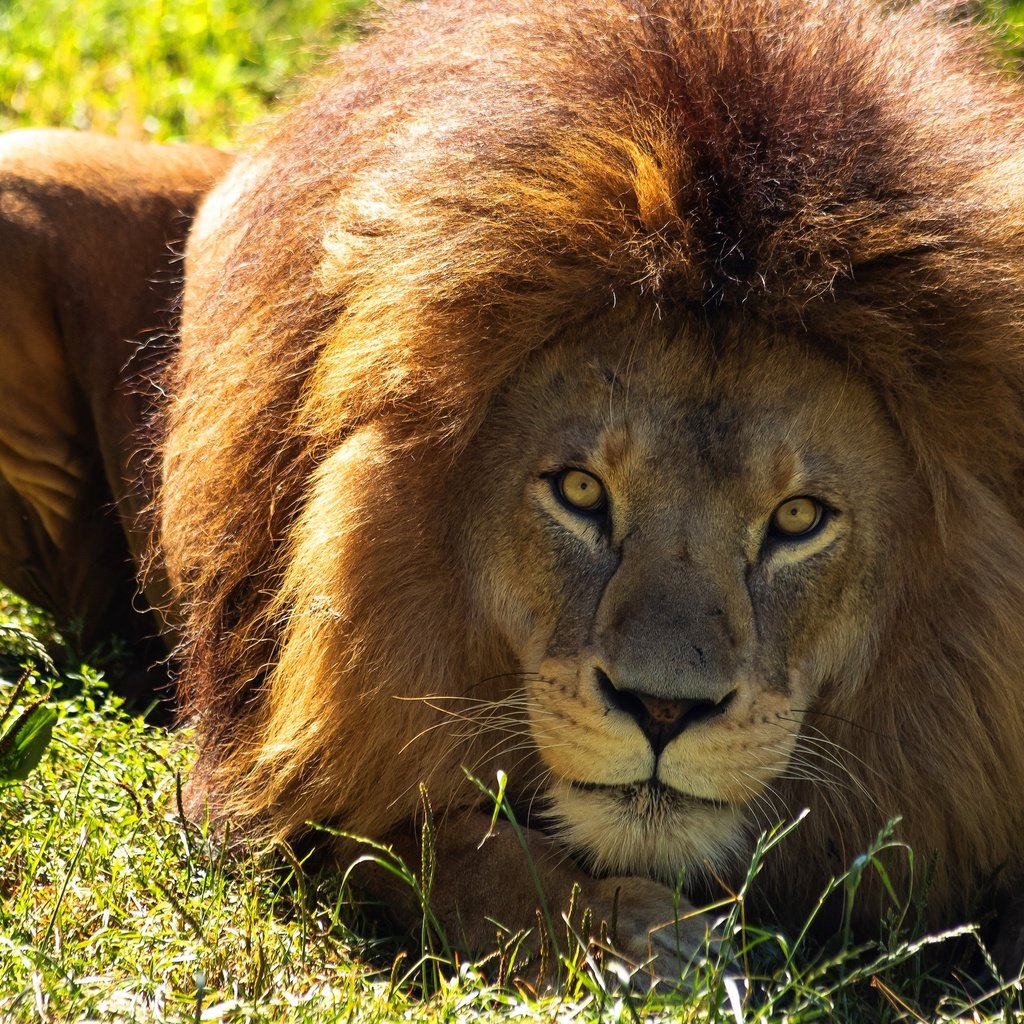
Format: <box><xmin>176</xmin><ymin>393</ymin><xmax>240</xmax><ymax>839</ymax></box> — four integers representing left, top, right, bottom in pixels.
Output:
<box><xmin>549</xmin><ymin>780</ymin><xmax>749</xmax><ymax>884</ymax></box>
<box><xmin>6</xmin><ymin>0</ymin><xmax>1024</xmax><ymax>990</ymax></box>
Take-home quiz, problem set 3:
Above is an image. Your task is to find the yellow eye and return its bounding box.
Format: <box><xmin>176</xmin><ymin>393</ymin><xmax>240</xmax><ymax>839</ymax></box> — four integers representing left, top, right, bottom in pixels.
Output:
<box><xmin>772</xmin><ymin>497</ymin><xmax>823</xmax><ymax>537</ymax></box>
<box><xmin>558</xmin><ymin>469</ymin><xmax>606</xmax><ymax>511</ymax></box>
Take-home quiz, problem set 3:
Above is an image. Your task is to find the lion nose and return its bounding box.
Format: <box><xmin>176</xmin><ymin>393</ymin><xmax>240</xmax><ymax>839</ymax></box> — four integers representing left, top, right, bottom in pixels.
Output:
<box><xmin>596</xmin><ymin>669</ymin><xmax>736</xmax><ymax>754</ymax></box>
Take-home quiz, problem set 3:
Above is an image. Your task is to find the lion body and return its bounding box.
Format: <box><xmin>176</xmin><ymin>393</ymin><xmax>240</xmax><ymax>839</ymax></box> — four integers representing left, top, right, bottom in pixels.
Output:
<box><xmin>4</xmin><ymin>0</ymin><xmax>1024</xmax><ymax>974</ymax></box>
<box><xmin>0</xmin><ymin>129</ymin><xmax>230</xmax><ymax>658</ymax></box>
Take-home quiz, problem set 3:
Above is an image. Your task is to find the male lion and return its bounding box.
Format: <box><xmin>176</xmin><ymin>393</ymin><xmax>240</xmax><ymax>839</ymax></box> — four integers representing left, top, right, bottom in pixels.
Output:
<box><xmin>5</xmin><ymin>0</ymin><xmax>1024</xmax><ymax>983</ymax></box>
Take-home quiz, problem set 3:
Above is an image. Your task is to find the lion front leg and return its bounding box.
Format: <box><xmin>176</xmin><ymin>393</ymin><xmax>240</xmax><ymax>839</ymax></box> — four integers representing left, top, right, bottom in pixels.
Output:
<box><xmin>990</xmin><ymin>889</ymin><xmax>1024</xmax><ymax>979</ymax></box>
<box><xmin>346</xmin><ymin>812</ymin><xmax>730</xmax><ymax>989</ymax></box>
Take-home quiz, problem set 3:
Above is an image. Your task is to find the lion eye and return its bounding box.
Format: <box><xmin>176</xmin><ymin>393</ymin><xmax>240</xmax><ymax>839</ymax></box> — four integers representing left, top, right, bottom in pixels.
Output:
<box><xmin>557</xmin><ymin>469</ymin><xmax>607</xmax><ymax>512</ymax></box>
<box><xmin>771</xmin><ymin>497</ymin><xmax>823</xmax><ymax>537</ymax></box>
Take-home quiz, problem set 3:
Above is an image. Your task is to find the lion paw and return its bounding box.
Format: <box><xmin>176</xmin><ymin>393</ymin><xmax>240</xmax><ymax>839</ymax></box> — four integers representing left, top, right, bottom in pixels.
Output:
<box><xmin>591</xmin><ymin>876</ymin><xmax>740</xmax><ymax>992</ymax></box>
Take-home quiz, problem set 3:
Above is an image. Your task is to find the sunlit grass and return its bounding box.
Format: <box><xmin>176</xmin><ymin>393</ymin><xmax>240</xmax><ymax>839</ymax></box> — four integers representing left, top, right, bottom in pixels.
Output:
<box><xmin>2</xmin><ymin>631</ymin><xmax>1022</xmax><ymax>1022</ymax></box>
<box><xmin>0</xmin><ymin>0</ymin><xmax>363</xmax><ymax>146</ymax></box>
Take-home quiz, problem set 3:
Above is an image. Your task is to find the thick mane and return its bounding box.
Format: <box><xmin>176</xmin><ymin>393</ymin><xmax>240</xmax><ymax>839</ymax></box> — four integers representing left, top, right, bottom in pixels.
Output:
<box><xmin>163</xmin><ymin>0</ymin><xmax>1024</xmax><ymax>921</ymax></box>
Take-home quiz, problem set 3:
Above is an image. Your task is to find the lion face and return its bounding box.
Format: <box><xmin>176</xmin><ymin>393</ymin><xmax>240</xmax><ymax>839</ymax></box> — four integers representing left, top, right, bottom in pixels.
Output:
<box><xmin>464</xmin><ymin>309</ymin><xmax>920</xmax><ymax>882</ymax></box>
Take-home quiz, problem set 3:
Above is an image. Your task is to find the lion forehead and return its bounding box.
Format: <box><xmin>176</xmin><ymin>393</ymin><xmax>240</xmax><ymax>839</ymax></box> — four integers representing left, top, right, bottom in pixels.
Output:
<box><xmin>477</xmin><ymin>320</ymin><xmax>905</xmax><ymax>512</ymax></box>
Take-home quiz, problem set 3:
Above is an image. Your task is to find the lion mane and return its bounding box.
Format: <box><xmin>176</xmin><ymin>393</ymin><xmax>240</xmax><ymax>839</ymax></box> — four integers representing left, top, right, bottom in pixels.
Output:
<box><xmin>163</xmin><ymin>0</ymin><xmax>1024</xmax><ymax>941</ymax></box>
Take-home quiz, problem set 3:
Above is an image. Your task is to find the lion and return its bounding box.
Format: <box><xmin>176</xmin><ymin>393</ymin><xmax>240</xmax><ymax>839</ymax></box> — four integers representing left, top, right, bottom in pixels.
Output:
<box><xmin>159</xmin><ymin>0</ymin><xmax>1024</xmax><ymax>976</ymax></box>
<box><xmin>5</xmin><ymin>0</ymin><xmax>1024</xmax><ymax>984</ymax></box>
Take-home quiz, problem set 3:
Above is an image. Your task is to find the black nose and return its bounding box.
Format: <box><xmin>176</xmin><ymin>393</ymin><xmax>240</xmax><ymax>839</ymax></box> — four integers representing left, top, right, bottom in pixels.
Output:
<box><xmin>596</xmin><ymin>668</ymin><xmax>736</xmax><ymax>754</ymax></box>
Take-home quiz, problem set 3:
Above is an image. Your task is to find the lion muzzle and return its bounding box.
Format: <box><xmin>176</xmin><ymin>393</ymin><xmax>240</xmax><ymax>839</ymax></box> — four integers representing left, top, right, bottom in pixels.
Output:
<box><xmin>593</xmin><ymin>666</ymin><xmax>737</xmax><ymax>754</ymax></box>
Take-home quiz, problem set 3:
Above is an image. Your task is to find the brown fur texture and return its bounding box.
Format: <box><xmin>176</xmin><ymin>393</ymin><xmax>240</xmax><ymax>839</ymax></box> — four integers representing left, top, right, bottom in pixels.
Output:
<box><xmin>0</xmin><ymin>129</ymin><xmax>230</xmax><ymax>666</ymax></box>
<box><xmin>160</xmin><ymin>0</ymin><xmax>1024</xmax><ymax>966</ymax></box>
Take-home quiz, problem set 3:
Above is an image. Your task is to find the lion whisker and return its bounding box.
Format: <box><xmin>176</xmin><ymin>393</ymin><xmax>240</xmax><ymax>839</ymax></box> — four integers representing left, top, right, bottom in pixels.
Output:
<box><xmin>785</xmin><ymin>707</ymin><xmax>897</xmax><ymax>742</ymax></box>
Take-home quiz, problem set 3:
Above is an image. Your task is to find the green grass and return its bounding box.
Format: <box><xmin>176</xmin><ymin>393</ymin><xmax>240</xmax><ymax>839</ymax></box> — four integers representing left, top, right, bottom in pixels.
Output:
<box><xmin>3</xmin><ymin>1</ymin><xmax>1024</xmax><ymax>1021</ymax></box>
<box><xmin>0</xmin><ymin>0</ymin><xmax>363</xmax><ymax>146</ymax></box>
<box><xmin>1</xmin><ymin>636</ymin><xmax>1021</xmax><ymax>1023</ymax></box>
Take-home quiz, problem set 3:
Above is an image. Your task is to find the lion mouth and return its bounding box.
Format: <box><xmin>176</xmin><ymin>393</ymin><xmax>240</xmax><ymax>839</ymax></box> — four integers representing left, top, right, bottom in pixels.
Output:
<box><xmin>566</xmin><ymin>777</ymin><xmax>728</xmax><ymax>811</ymax></box>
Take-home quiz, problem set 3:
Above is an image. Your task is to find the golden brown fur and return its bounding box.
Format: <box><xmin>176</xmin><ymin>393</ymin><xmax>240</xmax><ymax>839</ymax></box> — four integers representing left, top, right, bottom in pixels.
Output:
<box><xmin>0</xmin><ymin>129</ymin><xmax>230</xmax><ymax>665</ymax></box>
<box><xmin>162</xmin><ymin>0</ymin><xmax>1024</xmax><ymax>969</ymax></box>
